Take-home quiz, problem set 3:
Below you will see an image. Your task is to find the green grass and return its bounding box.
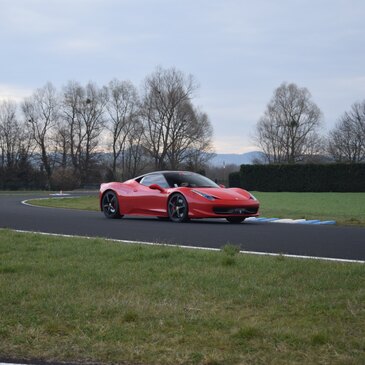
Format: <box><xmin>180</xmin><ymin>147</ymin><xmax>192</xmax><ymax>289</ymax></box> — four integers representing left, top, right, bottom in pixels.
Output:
<box><xmin>254</xmin><ymin>192</ymin><xmax>365</xmax><ymax>226</ymax></box>
<box><xmin>30</xmin><ymin>195</ymin><xmax>99</xmax><ymax>211</ymax></box>
<box><xmin>1</xmin><ymin>229</ymin><xmax>365</xmax><ymax>364</ymax></box>
<box><xmin>29</xmin><ymin>192</ymin><xmax>365</xmax><ymax>226</ymax></box>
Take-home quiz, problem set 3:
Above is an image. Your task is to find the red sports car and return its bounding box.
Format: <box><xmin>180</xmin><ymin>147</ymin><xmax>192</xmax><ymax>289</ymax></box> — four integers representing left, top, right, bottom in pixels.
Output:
<box><xmin>100</xmin><ymin>171</ymin><xmax>259</xmax><ymax>223</ymax></box>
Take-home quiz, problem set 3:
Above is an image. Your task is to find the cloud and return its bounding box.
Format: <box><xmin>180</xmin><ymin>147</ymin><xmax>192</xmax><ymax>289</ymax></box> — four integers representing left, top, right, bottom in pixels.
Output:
<box><xmin>0</xmin><ymin>2</ymin><xmax>69</xmax><ymax>35</ymax></box>
<box><xmin>213</xmin><ymin>137</ymin><xmax>259</xmax><ymax>154</ymax></box>
<box><xmin>0</xmin><ymin>84</ymin><xmax>33</xmax><ymax>102</ymax></box>
<box><xmin>1</xmin><ymin>0</ymin><xmax>364</xmax><ymax>154</ymax></box>
<box><xmin>54</xmin><ymin>38</ymin><xmax>107</xmax><ymax>54</ymax></box>
<box><xmin>52</xmin><ymin>32</ymin><xmax>159</xmax><ymax>55</ymax></box>
<box><xmin>330</xmin><ymin>76</ymin><xmax>365</xmax><ymax>95</ymax></box>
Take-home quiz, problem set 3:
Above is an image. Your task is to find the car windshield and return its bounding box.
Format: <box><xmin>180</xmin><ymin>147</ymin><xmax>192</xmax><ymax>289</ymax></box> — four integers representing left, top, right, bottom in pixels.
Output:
<box><xmin>164</xmin><ymin>172</ymin><xmax>219</xmax><ymax>188</ymax></box>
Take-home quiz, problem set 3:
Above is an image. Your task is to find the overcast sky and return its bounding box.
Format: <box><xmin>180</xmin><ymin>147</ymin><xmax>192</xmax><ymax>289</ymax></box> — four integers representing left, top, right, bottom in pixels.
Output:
<box><xmin>1</xmin><ymin>0</ymin><xmax>364</xmax><ymax>153</ymax></box>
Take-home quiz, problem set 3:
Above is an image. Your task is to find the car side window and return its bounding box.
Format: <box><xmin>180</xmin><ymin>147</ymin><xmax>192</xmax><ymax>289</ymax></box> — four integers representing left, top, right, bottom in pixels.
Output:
<box><xmin>140</xmin><ymin>174</ymin><xmax>169</xmax><ymax>188</ymax></box>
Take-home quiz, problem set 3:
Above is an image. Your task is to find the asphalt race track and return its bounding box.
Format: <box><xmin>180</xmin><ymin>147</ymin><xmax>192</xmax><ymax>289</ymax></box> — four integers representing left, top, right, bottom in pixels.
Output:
<box><xmin>0</xmin><ymin>193</ymin><xmax>364</xmax><ymax>262</ymax></box>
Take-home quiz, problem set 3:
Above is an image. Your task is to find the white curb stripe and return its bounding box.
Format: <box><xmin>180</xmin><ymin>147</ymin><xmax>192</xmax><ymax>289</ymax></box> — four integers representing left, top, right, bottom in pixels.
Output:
<box><xmin>21</xmin><ymin>198</ymin><xmax>81</xmax><ymax>209</ymax></box>
<box><xmin>11</xmin><ymin>229</ymin><xmax>365</xmax><ymax>264</ymax></box>
<box><xmin>272</xmin><ymin>219</ymin><xmax>297</xmax><ymax>224</ymax></box>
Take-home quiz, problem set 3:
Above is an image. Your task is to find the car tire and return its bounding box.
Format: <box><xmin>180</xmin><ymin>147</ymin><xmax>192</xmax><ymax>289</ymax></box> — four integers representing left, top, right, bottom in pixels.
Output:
<box><xmin>168</xmin><ymin>193</ymin><xmax>189</xmax><ymax>223</ymax></box>
<box><xmin>226</xmin><ymin>217</ymin><xmax>245</xmax><ymax>224</ymax></box>
<box><xmin>102</xmin><ymin>191</ymin><xmax>123</xmax><ymax>219</ymax></box>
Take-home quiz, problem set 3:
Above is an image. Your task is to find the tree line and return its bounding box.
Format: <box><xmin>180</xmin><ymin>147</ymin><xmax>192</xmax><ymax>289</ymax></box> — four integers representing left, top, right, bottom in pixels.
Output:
<box><xmin>0</xmin><ymin>67</ymin><xmax>214</xmax><ymax>190</ymax></box>
<box><xmin>1</xmin><ymin>75</ymin><xmax>363</xmax><ymax>190</ymax></box>
<box><xmin>254</xmin><ymin>82</ymin><xmax>365</xmax><ymax>164</ymax></box>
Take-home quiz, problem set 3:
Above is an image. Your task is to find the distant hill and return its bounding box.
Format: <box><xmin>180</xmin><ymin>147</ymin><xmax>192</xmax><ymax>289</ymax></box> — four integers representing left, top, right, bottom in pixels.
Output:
<box><xmin>210</xmin><ymin>151</ymin><xmax>265</xmax><ymax>166</ymax></box>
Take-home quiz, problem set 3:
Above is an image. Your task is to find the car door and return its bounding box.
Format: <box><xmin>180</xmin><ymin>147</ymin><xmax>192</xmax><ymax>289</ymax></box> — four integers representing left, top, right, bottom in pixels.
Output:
<box><xmin>130</xmin><ymin>174</ymin><xmax>169</xmax><ymax>215</ymax></box>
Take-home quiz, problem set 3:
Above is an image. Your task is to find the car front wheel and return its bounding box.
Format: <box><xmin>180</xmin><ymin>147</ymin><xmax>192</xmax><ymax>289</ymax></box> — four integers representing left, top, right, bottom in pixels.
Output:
<box><xmin>168</xmin><ymin>194</ymin><xmax>189</xmax><ymax>222</ymax></box>
<box><xmin>102</xmin><ymin>191</ymin><xmax>123</xmax><ymax>219</ymax></box>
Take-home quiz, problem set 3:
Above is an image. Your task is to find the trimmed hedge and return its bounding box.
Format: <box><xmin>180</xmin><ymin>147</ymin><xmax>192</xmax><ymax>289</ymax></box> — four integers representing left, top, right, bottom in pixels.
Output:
<box><xmin>229</xmin><ymin>164</ymin><xmax>365</xmax><ymax>192</ymax></box>
<box><xmin>0</xmin><ymin>167</ymin><xmax>47</xmax><ymax>190</ymax></box>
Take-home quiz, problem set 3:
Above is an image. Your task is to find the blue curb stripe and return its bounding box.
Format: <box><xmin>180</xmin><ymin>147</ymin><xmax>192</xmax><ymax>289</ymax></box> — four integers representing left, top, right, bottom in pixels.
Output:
<box><xmin>254</xmin><ymin>217</ymin><xmax>280</xmax><ymax>222</ymax></box>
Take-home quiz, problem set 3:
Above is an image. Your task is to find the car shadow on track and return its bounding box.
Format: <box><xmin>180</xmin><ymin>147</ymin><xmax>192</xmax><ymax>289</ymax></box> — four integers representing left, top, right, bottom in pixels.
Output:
<box><xmin>121</xmin><ymin>216</ymin><xmax>263</xmax><ymax>226</ymax></box>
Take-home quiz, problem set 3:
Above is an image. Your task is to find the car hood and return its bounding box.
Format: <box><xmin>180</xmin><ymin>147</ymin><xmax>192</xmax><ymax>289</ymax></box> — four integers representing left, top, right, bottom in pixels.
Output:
<box><xmin>190</xmin><ymin>187</ymin><xmax>253</xmax><ymax>201</ymax></box>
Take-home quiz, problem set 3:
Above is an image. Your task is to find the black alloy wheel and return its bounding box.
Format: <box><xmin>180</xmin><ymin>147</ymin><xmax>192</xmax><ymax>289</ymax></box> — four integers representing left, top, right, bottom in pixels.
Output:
<box><xmin>168</xmin><ymin>193</ymin><xmax>189</xmax><ymax>223</ymax></box>
<box><xmin>226</xmin><ymin>217</ymin><xmax>246</xmax><ymax>224</ymax></box>
<box><xmin>102</xmin><ymin>191</ymin><xmax>122</xmax><ymax>219</ymax></box>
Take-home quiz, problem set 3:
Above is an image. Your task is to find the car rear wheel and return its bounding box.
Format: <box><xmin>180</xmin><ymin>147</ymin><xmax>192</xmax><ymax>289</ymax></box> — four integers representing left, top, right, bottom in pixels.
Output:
<box><xmin>226</xmin><ymin>217</ymin><xmax>245</xmax><ymax>224</ymax></box>
<box><xmin>102</xmin><ymin>191</ymin><xmax>123</xmax><ymax>219</ymax></box>
<box><xmin>168</xmin><ymin>194</ymin><xmax>189</xmax><ymax>223</ymax></box>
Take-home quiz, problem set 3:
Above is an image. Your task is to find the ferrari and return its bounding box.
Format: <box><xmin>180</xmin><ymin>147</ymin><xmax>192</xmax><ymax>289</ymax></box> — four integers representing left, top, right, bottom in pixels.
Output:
<box><xmin>100</xmin><ymin>171</ymin><xmax>259</xmax><ymax>223</ymax></box>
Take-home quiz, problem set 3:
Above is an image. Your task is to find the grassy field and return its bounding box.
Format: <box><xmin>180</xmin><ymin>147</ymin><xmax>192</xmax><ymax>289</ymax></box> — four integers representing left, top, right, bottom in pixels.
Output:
<box><xmin>0</xmin><ymin>229</ymin><xmax>364</xmax><ymax>365</ymax></box>
<box><xmin>29</xmin><ymin>195</ymin><xmax>100</xmax><ymax>211</ymax></box>
<box><xmin>29</xmin><ymin>192</ymin><xmax>365</xmax><ymax>226</ymax></box>
<box><xmin>254</xmin><ymin>192</ymin><xmax>365</xmax><ymax>226</ymax></box>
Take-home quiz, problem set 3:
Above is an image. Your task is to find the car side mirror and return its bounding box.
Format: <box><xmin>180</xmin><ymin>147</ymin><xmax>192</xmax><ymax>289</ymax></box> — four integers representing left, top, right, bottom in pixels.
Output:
<box><xmin>219</xmin><ymin>184</ymin><xmax>225</xmax><ymax>188</ymax></box>
<box><xmin>149</xmin><ymin>184</ymin><xmax>165</xmax><ymax>193</ymax></box>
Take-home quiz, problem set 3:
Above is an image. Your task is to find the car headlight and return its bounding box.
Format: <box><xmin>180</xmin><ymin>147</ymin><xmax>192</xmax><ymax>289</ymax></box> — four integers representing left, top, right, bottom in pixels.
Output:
<box><xmin>192</xmin><ymin>190</ymin><xmax>216</xmax><ymax>201</ymax></box>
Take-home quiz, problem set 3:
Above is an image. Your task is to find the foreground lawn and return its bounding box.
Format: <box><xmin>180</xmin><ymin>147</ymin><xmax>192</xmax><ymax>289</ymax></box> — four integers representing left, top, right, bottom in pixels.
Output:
<box><xmin>29</xmin><ymin>192</ymin><xmax>365</xmax><ymax>226</ymax></box>
<box><xmin>0</xmin><ymin>229</ymin><xmax>364</xmax><ymax>365</ymax></box>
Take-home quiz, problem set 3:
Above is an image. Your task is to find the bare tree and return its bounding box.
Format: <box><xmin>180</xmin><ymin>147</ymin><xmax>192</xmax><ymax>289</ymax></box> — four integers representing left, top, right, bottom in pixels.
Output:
<box><xmin>61</xmin><ymin>81</ymin><xmax>83</xmax><ymax>174</ymax></box>
<box><xmin>0</xmin><ymin>100</ymin><xmax>19</xmax><ymax>168</ymax></box>
<box><xmin>123</xmin><ymin>120</ymin><xmax>151</xmax><ymax>179</ymax></box>
<box><xmin>78</xmin><ymin>82</ymin><xmax>107</xmax><ymax>181</ymax></box>
<box><xmin>140</xmin><ymin>67</ymin><xmax>213</xmax><ymax>170</ymax></box>
<box><xmin>327</xmin><ymin>101</ymin><xmax>365</xmax><ymax>163</ymax></box>
<box><xmin>254</xmin><ymin>82</ymin><xmax>322</xmax><ymax>163</ymax></box>
<box><xmin>53</xmin><ymin>120</ymin><xmax>70</xmax><ymax>168</ymax></box>
<box><xmin>1</xmin><ymin>69</ymin><xmax>216</xmax><ymax>189</ymax></box>
<box><xmin>0</xmin><ymin>100</ymin><xmax>32</xmax><ymax>168</ymax></box>
<box><xmin>22</xmin><ymin>82</ymin><xmax>59</xmax><ymax>185</ymax></box>
<box><xmin>61</xmin><ymin>81</ymin><xmax>107</xmax><ymax>183</ymax></box>
<box><xmin>105</xmin><ymin>79</ymin><xmax>139</xmax><ymax>180</ymax></box>
<box><xmin>168</xmin><ymin>107</ymin><xmax>214</xmax><ymax>170</ymax></box>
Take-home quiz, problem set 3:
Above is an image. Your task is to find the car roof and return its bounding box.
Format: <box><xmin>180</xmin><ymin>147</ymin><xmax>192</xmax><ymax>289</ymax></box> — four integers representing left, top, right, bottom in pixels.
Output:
<box><xmin>136</xmin><ymin>171</ymin><xmax>196</xmax><ymax>179</ymax></box>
